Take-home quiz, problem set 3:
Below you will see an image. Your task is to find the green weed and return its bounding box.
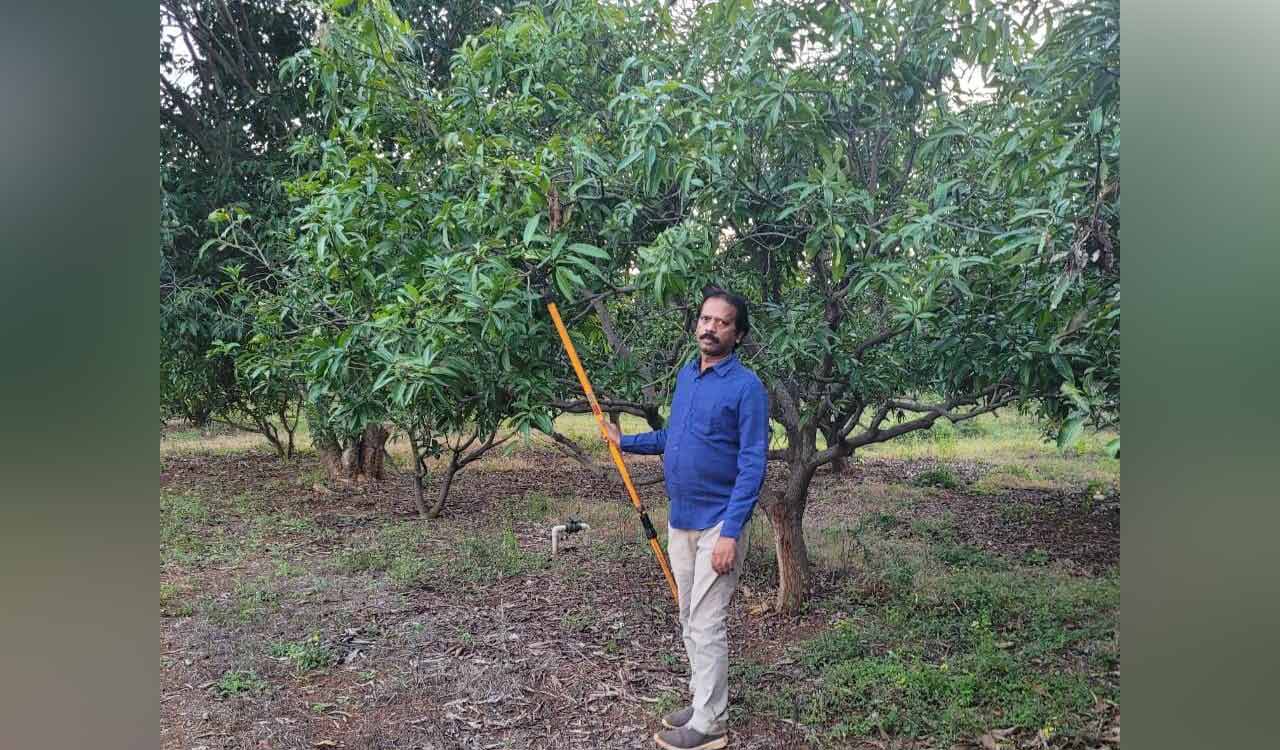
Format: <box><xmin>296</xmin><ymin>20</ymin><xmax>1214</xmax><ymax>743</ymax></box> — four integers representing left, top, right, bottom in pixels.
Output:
<box><xmin>212</xmin><ymin>669</ymin><xmax>268</xmax><ymax>698</ymax></box>
<box><xmin>160</xmin><ymin>581</ymin><xmax>194</xmax><ymax>617</ymax></box>
<box><xmin>233</xmin><ymin>576</ymin><xmax>280</xmax><ymax>622</ymax></box>
<box><xmin>998</xmin><ymin>502</ymin><xmax>1036</xmax><ymax>523</ymax></box>
<box><xmin>269</xmin><ymin>633</ymin><xmax>335</xmax><ymax>674</ymax></box>
<box><xmin>769</xmin><ymin>530</ymin><xmax>1117</xmax><ymax>746</ymax></box>
<box><xmin>456</xmin><ymin>529</ymin><xmax>545</xmax><ymax>582</ymax></box>
<box><xmin>913</xmin><ymin>467</ymin><xmax>961</xmax><ymax>490</ymax></box>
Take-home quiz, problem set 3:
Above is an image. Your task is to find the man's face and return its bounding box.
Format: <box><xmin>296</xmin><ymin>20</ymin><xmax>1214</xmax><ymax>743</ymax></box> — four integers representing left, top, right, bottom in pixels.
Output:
<box><xmin>696</xmin><ymin>297</ymin><xmax>741</xmax><ymax>357</ymax></box>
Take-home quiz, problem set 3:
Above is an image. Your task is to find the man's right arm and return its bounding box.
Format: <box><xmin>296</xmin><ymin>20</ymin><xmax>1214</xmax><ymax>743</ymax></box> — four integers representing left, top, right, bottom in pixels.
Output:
<box><xmin>614</xmin><ymin>426</ymin><xmax>667</xmax><ymax>455</ymax></box>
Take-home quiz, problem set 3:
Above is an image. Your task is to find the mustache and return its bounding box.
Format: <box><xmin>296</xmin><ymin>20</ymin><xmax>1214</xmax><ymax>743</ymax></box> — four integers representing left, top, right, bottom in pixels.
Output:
<box><xmin>699</xmin><ymin>334</ymin><xmax>719</xmax><ymax>342</ymax></box>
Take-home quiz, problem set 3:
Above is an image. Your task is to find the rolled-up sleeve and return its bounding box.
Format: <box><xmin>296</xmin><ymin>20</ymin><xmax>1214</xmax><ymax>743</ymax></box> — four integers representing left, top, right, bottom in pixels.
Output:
<box><xmin>719</xmin><ymin>380</ymin><xmax>769</xmax><ymax>538</ymax></box>
<box><xmin>620</xmin><ymin>429</ymin><xmax>667</xmax><ymax>455</ymax></box>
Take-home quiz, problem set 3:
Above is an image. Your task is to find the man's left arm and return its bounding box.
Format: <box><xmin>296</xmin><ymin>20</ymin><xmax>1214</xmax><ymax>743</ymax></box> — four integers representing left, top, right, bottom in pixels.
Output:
<box><xmin>719</xmin><ymin>379</ymin><xmax>770</xmax><ymax>540</ymax></box>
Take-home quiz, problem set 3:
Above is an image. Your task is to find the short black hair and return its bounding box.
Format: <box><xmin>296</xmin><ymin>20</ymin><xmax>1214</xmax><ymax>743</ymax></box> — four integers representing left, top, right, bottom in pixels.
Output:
<box><xmin>700</xmin><ymin>286</ymin><xmax>750</xmax><ymax>341</ymax></box>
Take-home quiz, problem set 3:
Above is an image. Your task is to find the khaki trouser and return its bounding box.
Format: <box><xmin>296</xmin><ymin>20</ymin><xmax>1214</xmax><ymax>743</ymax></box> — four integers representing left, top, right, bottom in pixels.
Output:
<box><xmin>667</xmin><ymin>520</ymin><xmax>750</xmax><ymax>735</ymax></box>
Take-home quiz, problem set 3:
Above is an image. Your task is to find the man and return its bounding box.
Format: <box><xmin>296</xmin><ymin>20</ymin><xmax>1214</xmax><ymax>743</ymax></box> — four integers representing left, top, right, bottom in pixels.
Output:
<box><xmin>603</xmin><ymin>289</ymin><xmax>769</xmax><ymax>750</ymax></box>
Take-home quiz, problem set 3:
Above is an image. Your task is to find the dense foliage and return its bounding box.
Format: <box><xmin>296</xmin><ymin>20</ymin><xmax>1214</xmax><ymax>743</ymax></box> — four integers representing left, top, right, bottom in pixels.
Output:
<box><xmin>162</xmin><ymin>0</ymin><xmax>1118</xmax><ymax>611</ymax></box>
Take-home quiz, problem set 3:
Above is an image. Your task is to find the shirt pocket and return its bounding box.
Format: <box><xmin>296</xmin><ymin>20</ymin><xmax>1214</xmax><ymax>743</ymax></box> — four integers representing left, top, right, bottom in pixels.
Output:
<box><xmin>693</xmin><ymin>397</ymin><xmax>738</xmax><ymax>445</ymax></box>
<box><xmin>710</xmin><ymin>403</ymin><xmax>737</xmax><ymax>434</ymax></box>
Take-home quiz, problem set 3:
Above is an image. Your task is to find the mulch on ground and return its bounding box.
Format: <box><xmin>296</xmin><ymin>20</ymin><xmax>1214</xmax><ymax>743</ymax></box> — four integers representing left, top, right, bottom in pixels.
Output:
<box><xmin>161</xmin><ymin>448</ymin><xmax>1118</xmax><ymax>750</ymax></box>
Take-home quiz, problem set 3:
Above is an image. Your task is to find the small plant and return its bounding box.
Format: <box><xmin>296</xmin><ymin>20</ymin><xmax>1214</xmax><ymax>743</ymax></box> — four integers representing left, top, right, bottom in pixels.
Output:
<box><xmin>1081</xmin><ymin>479</ymin><xmax>1111</xmax><ymax>512</ymax></box>
<box><xmin>232</xmin><ymin>491</ymin><xmax>265</xmax><ymax>516</ymax></box>
<box><xmin>872</xmin><ymin>512</ymin><xmax>902</xmax><ymax>532</ymax></box>
<box><xmin>911</xmin><ymin>515</ymin><xmax>958</xmax><ymax>544</ymax></box>
<box><xmin>212</xmin><ymin>670</ymin><xmax>267</xmax><ymax>696</ymax></box>
<box><xmin>560</xmin><ymin>608</ymin><xmax>592</xmax><ymax>633</ymax></box>
<box><xmin>1003</xmin><ymin>464</ymin><xmax>1034</xmax><ymax>479</ymax></box>
<box><xmin>913</xmin><ymin>467</ymin><xmax>961</xmax><ymax>490</ymax></box>
<box><xmin>278</xmin><ymin>514</ymin><xmax>321</xmax><ymax>536</ymax></box>
<box><xmin>937</xmin><ymin>543</ymin><xmax>1004</xmax><ymax>571</ymax></box>
<box><xmin>457</xmin><ymin>529</ymin><xmax>545</xmax><ymax>581</ymax></box>
<box><xmin>212</xmin><ymin>669</ymin><xmax>267</xmax><ymax>698</ymax></box>
<box><xmin>269</xmin><ymin>633</ymin><xmax>335</xmax><ymax>674</ymax></box>
<box><xmin>387</xmin><ymin>554</ymin><xmax>431</xmax><ymax>588</ymax></box>
<box><xmin>161</xmin><ymin>493</ymin><xmax>216</xmax><ymax>563</ymax></box>
<box><xmin>333</xmin><ymin>547</ymin><xmax>390</xmax><ymax>574</ymax></box>
<box><xmin>1022</xmin><ymin>548</ymin><xmax>1051</xmax><ymax>566</ymax></box>
<box><xmin>233</xmin><ymin>576</ymin><xmax>280</xmax><ymax>622</ymax></box>
<box><xmin>524</xmin><ymin>492</ymin><xmax>552</xmax><ymax>520</ymax></box>
<box><xmin>160</xmin><ymin>582</ymin><xmax>194</xmax><ymax>617</ymax></box>
<box><xmin>998</xmin><ymin>502</ymin><xmax>1036</xmax><ymax>523</ymax></box>
<box><xmin>653</xmin><ymin>689</ymin><xmax>682</xmax><ymax>717</ymax></box>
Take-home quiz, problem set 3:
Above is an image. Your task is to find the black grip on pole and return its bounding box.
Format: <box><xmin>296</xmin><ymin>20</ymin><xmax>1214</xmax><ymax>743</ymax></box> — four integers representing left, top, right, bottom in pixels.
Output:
<box><xmin>639</xmin><ymin>513</ymin><xmax>658</xmax><ymax>540</ymax></box>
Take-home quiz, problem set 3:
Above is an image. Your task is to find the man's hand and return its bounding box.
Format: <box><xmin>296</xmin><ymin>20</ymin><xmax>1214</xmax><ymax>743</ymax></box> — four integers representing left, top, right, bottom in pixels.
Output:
<box><xmin>603</xmin><ymin>422</ymin><xmax>621</xmax><ymax>446</ymax></box>
<box><xmin>711</xmin><ymin>535</ymin><xmax>737</xmax><ymax>575</ymax></box>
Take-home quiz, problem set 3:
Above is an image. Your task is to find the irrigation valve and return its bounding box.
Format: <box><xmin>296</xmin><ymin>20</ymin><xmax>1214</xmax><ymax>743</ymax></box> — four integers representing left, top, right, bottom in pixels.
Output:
<box><xmin>550</xmin><ymin>518</ymin><xmax>590</xmax><ymax>556</ymax></box>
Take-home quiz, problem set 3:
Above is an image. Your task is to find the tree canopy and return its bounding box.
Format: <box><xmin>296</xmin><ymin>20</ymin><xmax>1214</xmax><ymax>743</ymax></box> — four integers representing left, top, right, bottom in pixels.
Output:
<box><xmin>164</xmin><ymin>0</ymin><xmax>1119</xmax><ymax>612</ymax></box>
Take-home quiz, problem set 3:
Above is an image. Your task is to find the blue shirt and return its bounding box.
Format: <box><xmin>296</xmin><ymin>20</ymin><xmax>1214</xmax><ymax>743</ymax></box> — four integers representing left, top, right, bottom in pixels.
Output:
<box><xmin>620</xmin><ymin>353</ymin><xmax>769</xmax><ymax>539</ymax></box>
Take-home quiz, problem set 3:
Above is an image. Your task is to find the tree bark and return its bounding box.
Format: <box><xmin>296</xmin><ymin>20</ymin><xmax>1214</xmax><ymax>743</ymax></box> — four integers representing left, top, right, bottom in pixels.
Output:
<box><xmin>820</xmin><ymin>424</ymin><xmax>847</xmax><ymax>474</ymax></box>
<box><xmin>429</xmin><ymin>455</ymin><xmax>460</xmax><ymax>519</ymax></box>
<box><xmin>407</xmin><ymin>430</ymin><xmax>430</xmax><ymax>518</ymax></box>
<box><xmin>359</xmin><ymin>423</ymin><xmax>389</xmax><ymax>480</ymax></box>
<box><xmin>767</xmin><ymin>462</ymin><xmax>817</xmax><ymax>614</ymax></box>
<box><xmin>315</xmin><ymin>424</ymin><xmax>390</xmax><ymax>483</ymax></box>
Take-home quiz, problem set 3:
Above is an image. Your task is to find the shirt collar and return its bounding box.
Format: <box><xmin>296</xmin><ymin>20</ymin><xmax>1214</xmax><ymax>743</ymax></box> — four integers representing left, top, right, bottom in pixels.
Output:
<box><xmin>689</xmin><ymin>352</ymin><xmax>739</xmax><ymax>378</ymax></box>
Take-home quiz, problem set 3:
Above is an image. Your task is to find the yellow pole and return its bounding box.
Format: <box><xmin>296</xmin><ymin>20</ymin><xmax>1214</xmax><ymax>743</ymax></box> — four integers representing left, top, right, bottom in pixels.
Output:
<box><xmin>545</xmin><ymin>300</ymin><xmax>679</xmax><ymax>606</ymax></box>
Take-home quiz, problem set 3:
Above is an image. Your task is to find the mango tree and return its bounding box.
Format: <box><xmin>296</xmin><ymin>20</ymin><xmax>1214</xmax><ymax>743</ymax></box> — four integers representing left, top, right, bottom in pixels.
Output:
<box><xmin>275</xmin><ymin>0</ymin><xmax>1119</xmax><ymax>612</ymax></box>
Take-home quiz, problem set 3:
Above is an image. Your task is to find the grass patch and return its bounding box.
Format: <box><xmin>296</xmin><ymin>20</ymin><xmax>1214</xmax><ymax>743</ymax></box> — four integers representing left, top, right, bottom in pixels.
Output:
<box><xmin>743</xmin><ymin>503</ymin><xmax>1118</xmax><ymax>746</ymax></box>
<box><xmin>232</xmin><ymin>576</ymin><xmax>281</xmax><ymax>622</ymax></box>
<box><xmin>560</xmin><ymin>608</ymin><xmax>594</xmax><ymax>633</ymax></box>
<box><xmin>785</xmin><ymin>564</ymin><xmax>1118</xmax><ymax>745</ymax></box>
<box><xmin>998</xmin><ymin>501</ymin><xmax>1037</xmax><ymax>523</ymax></box>
<box><xmin>971</xmin><ymin>468</ymin><xmax>1063</xmax><ymax>496</ymax></box>
<box><xmin>457</xmin><ymin>529</ymin><xmax>546</xmax><ymax>582</ymax></box>
<box><xmin>212</xmin><ymin>669</ymin><xmax>268</xmax><ymax>699</ymax></box>
<box><xmin>935</xmin><ymin>542</ymin><xmax>1005</xmax><ymax>571</ymax></box>
<box><xmin>161</xmin><ymin>492</ymin><xmax>225</xmax><ymax>565</ymax></box>
<box><xmin>160</xmin><ymin>581</ymin><xmax>195</xmax><ymax>617</ymax></box>
<box><xmin>912</xmin><ymin>466</ymin><xmax>962</xmax><ymax>490</ymax></box>
<box><xmin>331</xmin><ymin>521</ymin><xmax>436</xmax><ymax>588</ymax></box>
<box><xmin>269</xmin><ymin>633</ymin><xmax>336</xmax><ymax>674</ymax></box>
<box><xmin>910</xmin><ymin>515</ymin><xmax>958</xmax><ymax>544</ymax></box>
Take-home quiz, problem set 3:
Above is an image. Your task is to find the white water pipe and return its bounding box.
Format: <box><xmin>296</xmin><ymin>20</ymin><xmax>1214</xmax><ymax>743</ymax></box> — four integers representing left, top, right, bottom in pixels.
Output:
<box><xmin>551</xmin><ymin>521</ymin><xmax>590</xmax><ymax>555</ymax></box>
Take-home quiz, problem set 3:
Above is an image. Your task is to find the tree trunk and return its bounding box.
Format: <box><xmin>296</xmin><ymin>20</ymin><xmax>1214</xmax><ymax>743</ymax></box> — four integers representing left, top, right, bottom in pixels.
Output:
<box><xmin>820</xmin><ymin>424</ymin><xmax>846</xmax><ymax>474</ymax></box>
<box><xmin>429</xmin><ymin>455</ymin><xmax>460</xmax><ymax>518</ymax></box>
<box><xmin>407</xmin><ymin>431</ymin><xmax>429</xmax><ymax>518</ymax></box>
<box><xmin>315</xmin><ymin>424</ymin><xmax>390</xmax><ymax>483</ymax></box>
<box><xmin>767</xmin><ymin>463</ymin><xmax>816</xmax><ymax>614</ymax></box>
<box><xmin>359</xmin><ymin>424</ymin><xmax>389</xmax><ymax>480</ymax></box>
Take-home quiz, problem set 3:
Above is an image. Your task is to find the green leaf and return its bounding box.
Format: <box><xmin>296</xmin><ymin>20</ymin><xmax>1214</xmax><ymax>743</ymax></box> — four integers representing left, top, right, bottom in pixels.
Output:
<box><xmin>1089</xmin><ymin>107</ymin><xmax>1103</xmax><ymax>136</ymax></box>
<box><xmin>1104</xmin><ymin>436</ymin><xmax>1120</xmax><ymax>459</ymax></box>
<box><xmin>1057</xmin><ymin>417</ymin><xmax>1084</xmax><ymax>451</ymax></box>
<box><xmin>523</xmin><ymin>215</ymin><xmax>540</xmax><ymax>244</ymax></box>
<box><xmin>569</xmin><ymin>243</ymin><xmax>609</xmax><ymax>260</ymax></box>
<box><xmin>1050</xmin><ymin>274</ymin><xmax>1072</xmax><ymax>310</ymax></box>
<box><xmin>617</xmin><ymin>149</ymin><xmax>644</xmax><ymax>171</ymax></box>
<box><xmin>1060</xmin><ymin>382</ymin><xmax>1091</xmax><ymax>412</ymax></box>
<box><xmin>554</xmin><ymin>267</ymin><xmax>576</xmax><ymax>299</ymax></box>
<box><xmin>1051</xmin><ymin>354</ymin><xmax>1074</xmax><ymax>383</ymax></box>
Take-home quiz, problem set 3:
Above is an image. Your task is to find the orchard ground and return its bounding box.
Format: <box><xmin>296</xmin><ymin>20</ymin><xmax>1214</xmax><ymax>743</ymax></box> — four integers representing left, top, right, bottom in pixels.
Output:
<box><xmin>161</xmin><ymin>411</ymin><xmax>1119</xmax><ymax>750</ymax></box>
